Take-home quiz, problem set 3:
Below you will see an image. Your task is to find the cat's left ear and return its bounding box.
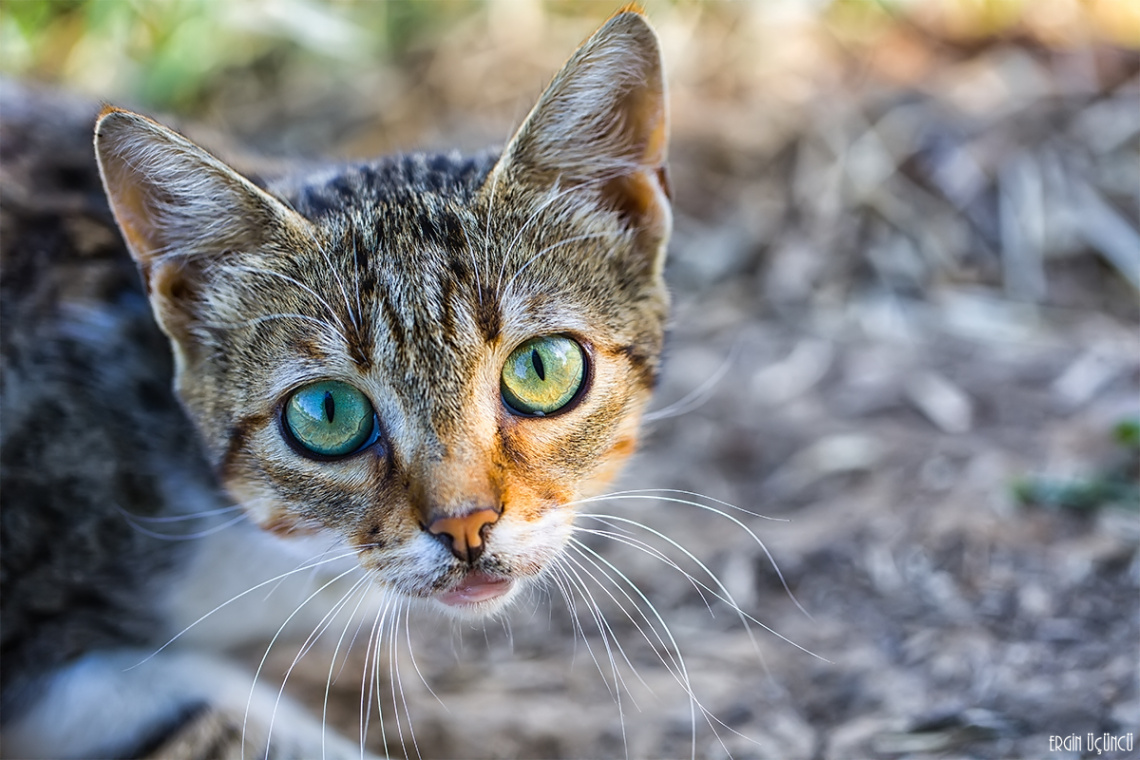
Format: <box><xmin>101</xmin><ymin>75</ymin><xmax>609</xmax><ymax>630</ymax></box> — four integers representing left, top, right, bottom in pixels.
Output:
<box><xmin>95</xmin><ymin>108</ymin><xmax>310</xmax><ymax>365</ymax></box>
<box><xmin>94</xmin><ymin>108</ymin><xmax>305</xmax><ymax>279</ymax></box>
<box><xmin>489</xmin><ymin>10</ymin><xmax>670</xmax><ymax>257</ymax></box>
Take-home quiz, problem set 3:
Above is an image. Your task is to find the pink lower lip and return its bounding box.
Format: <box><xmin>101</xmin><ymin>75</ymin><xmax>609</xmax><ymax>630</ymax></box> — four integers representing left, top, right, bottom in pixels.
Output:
<box><xmin>435</xmin><ymin>571</ymin><xmax>514</xmax><ymax>606</ymax></box>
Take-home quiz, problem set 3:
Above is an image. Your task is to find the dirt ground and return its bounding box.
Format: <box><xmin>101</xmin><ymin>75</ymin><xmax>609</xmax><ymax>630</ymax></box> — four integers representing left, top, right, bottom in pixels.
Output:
<box><xmin>235</xmin><ymin>14</ymin><xmax>1139</xmax><ymax>760</ymax></box>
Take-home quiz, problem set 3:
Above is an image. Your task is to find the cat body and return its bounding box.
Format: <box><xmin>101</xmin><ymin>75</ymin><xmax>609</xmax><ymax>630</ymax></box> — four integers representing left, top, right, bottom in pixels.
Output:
<box><xmin>0</xmin><ymin>12</ymin><xmax>670</xmax><ymax>758</ymax></box>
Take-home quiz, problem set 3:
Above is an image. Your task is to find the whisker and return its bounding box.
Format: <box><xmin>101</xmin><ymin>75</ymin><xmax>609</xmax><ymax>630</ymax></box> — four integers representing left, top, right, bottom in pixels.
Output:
<box><xmin>322</xmin><ymin>579</ymin><xmax>377</xmax><ymax>760</ymax></box>
<box><xmin>566</xmin><ymin>541</ymin><xmax>706</xmax><ymax>760</ymax></box>
<box><xmin>493</xmin><ymin>174</ymin><xmax>615</xmax><ymax>299</ymax></box>
<box><xmin>547</xmin><ymin>560</ymin><xmax>615</xmax><ymax>700</ymax></box>
<box><xmin>246</xmin><ymin>565</ymin><xmax>361</xmax><ymax>757</ymax></box>
<box><xmin>573</xmin><ymin>490</ymin><xmax>809</xmax><ymax>619</ymax></box>
<box><xmin>116</xmin><ymin>509</ymin><xmax>248</xmax><ymax>541</ymax></box>
<box><xmin>201</xmin><ymin>312</ymin><xmax>346</xmax><ymax>340</ymax></box>
<box><xmin>220</xmin><ymin>264</ymin><xmax>352</xmax><ymax>346</ymax></box>
<box><xmin>129</xmin><ymin>549</ymin><xmax>364</xmax><ymax>670</ymax></box>
<box><xmin>360</xmin><ymin>594</ymin><xmax>394</xmax><ymax>756</ymax></box>
<box><xmin>573</xmin><ymin>526</ymin><xmax>716</xmax><ymax>613</ymax></box>
<box><xmin>387</xmin><ymin>602</ymin><xmax>409</xmax><ymax>760</ymax></box>
<box><xmin>576</xmin><ymin>487</ymin><xmax>787</xmax><ymax>521</ymax></box>
<box><xmin>579</xmin><ymin>512</ymin><xmax>826</xmax><ymax>662</ymax></box>
<box><xmin>115</xmin><ymin>503</ymin><xmax>243</xmax><ymax>523</ymax></box>
<box><xmin>267</xmin><ymin>573</ymin><xmax>371</xmax><ymax>758</ymax></box>
<box><xmin>265</xmin><ymin>540</ymin><xmax>372</xmax><ymax>602</ymax></box>
<box><xmin>643</xmin><ymin>340</ymin><xmax>742</xmax><ymax>422</ymax></box>
<box><xmin>565</xmin><ymin>541</ymin><xmax>687</xmax><ymax>695</ymax></box>
<box><xmin>556</xmin><ymin>556</ymin><xmax>632</xmax><ymax>743</ymax></box>
<box><xmin>543</xmin><ymin>561</ymin><xmax>587</xmax><ymax>671</ymax></box>
<box><xmin>459</xmin><ymin>215</ymin><xmax>482</xmax><ymax>308</ymax></box>
<box><xmin>402</xmin><ymin>605</ymin><xmax>446</xmax><ymax>711</ymax></box>
<box><xmin>300</xmin><ymin>221</ymin><xmax>360</xmax><ymax>333</ymax></box>
<box><xmin>481</xmin><ymin>166</ymin><xmax>500</xmax><ymax>305</ymax></box>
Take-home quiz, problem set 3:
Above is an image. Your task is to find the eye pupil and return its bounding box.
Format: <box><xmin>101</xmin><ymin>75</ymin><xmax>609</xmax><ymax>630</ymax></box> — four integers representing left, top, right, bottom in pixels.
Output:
<box><xmin>501</xmin><ymin>336</ymin><xmax>585</xmax><ymax>416</ymax></box>
<box><xmin>283</xmin><ymin>380</ymin><xmax>375</xmax><ymax>458</ymax></box>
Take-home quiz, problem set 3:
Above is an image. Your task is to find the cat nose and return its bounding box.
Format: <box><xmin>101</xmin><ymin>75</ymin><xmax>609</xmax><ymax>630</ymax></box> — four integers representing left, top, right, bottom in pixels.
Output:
<box><xmin>425</xmin><ymin>507</ymin><xmax>501</xmax><ymax>563</ymax></box>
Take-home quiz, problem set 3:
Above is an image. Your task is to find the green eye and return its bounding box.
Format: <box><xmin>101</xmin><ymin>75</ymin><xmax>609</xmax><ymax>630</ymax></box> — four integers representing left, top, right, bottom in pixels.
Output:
<box><xmin>284</xmin><ymin>380</ymin><xmax>375</xmax><ymax>457</ymax></box>
<box><xmin>501</xmin><ymin>336</ymin><xmax>586</xmax><ymax>416</ymax></box>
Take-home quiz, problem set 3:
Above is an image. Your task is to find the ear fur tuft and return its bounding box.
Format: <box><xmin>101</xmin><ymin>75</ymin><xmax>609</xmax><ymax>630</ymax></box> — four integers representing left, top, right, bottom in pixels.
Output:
<box><xmin>612</xmin><ymin>4</ymin><xmax>646</xmax><ymax>19</ymax></box>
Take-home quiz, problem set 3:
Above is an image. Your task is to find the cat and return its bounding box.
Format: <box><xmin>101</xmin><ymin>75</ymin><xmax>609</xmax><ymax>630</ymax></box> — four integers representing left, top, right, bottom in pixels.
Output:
<box><xmin>0</xmin><ymin>9</ymin><xmax>670</xmax><ymax>759</ymax></box>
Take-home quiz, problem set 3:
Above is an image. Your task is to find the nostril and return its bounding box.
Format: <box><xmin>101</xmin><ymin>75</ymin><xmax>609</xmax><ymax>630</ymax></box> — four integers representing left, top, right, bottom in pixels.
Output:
<box><xmin>425</xmin><ymin>507</ymin><xmax>501</xmax><ymax>563</ymax></box>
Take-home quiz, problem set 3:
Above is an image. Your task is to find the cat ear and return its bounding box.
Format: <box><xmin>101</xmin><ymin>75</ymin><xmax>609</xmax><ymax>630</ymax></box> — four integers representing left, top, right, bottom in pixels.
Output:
<box><xmin>491</xmin><ymin>10</ymin><xmax>670</xmax><ymax>242</ymax></box>
<box><xmin>95</xmin><ymin>108</ymin><xmax>307</xmax><ymax>354</ymax></box>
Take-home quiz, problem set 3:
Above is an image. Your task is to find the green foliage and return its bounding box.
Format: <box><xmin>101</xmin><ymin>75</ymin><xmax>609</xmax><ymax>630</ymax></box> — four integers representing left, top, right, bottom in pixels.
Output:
<box><xmin>0</xmin><ymin>0</ymin><xmax>486</xmax><ymax>110</ymax></box>
<box><xmin>1114</xmin><ymin>417</ymin><xmax>1140</xmax><ymax>449</ymax></box>
<box><xmin>1015</xmin><ymin>417</ymin><xmax>1140</xmax><ymax>513</ymax></box>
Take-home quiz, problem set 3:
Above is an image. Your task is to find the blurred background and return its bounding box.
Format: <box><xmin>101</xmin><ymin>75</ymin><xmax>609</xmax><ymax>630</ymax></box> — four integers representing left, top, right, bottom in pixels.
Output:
<box><xmin>3</xmin><ymin>1</ymin><xmax>1138</xmax><ymax>758</ymax></box>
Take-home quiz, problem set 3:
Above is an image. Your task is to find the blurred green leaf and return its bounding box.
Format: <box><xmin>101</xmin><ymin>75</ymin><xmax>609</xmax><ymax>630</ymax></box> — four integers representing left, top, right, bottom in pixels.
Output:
<box><xmin>1114</xmin><ymin>417</ymin><xmax>1140</xmax><ymax>449</ymax></box>
<box><xmin>1014</xmin><ymin>477</ymin><xmax>1140</xmax><ymax>513</ymax></box>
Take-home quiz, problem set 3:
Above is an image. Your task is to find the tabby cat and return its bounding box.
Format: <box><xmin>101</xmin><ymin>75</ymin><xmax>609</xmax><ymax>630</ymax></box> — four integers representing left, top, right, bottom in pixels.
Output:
<box><xmin>0</xmin><ymin>10</ymin><xmax>670</xmax><ymax>759</ymax></box>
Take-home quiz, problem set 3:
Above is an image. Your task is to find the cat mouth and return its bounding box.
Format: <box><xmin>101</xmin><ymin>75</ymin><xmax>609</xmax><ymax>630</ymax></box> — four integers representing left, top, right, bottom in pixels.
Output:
<box><xmin>434</xmin><ymin>570</ymin><xmax>514</xmax><ymax>607</ymax></box>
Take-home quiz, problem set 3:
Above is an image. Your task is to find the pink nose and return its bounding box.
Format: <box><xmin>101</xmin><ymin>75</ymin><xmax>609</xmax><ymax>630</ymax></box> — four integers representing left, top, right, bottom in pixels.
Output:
<box><xmin>425</xmin><ymin>508</ymin><xmax>501</xmax><ymax>563</ymax></box>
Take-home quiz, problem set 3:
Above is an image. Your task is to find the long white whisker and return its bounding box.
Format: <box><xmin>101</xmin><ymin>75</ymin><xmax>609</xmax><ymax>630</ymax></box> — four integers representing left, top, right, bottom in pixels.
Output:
<box><xmin>221</xmin><ymin>265</ymin><xmax>352</xmax><ymax>345</ymax></box>
<box><xmin>573</xmin><ymin>530</ymin><xmax>818</xmax><ymax>756</ymax></box>
<box><xmin>643</xmin><ymin>340</ymin><xmax>742</xmax><ymax>422</ymax></box>
<box><xmin>360</xmin><ymin>594</ymin><xmax>394</xmax><ymax>756</ymax></box>
<box><xmin>574</xmin><ymin>490</ymin><xmax>809</xmax><ymax>619</ymax></box>
<box><xmin>573</xmin><ymin>526</ymin><xmax>716</xmax><ymax>613</ymax></box>
<box><xmin>268</xmin><ymin>573</ymin><xmax>371</xmax><ymax>758</ymax></box>
<box><xmin>323</xmin><ymin>579</ymin><xmax>376</xmax><ymax>760</ymax></box>
<box><xmin>580</xmin><ymin>512</ymin><xmax>825</xmax><ymax>662</ymax></box>
<box><xmin>481</xmin><ymin>166</ymin><xmax>500</xmax><ymax>304</ymax></box>
<box><xmin>302</xmin><ymin>222</ymin><xmax>360</xmax><ymax>333</ymax></box>
<box><xmin>547</xmin><ymin>559</ymin><xmax>615</xmax><ymax>700</ymax></box>
<box><xmin>576</xmin><ymin>487</ymin><xmax>786</xmax><ymax>521</ymax></box>
<box><xmin>556</xmin><ymin>557</ymin><xmax>631</xmax><ymax>751</ymax></box>
<box><xmin>493</xmin><ymin>174</ymin><xmax>616</xmax><ymax>299</ymax></box>
<box><xmin>202</xmin><ymin>312</ymin><xmax>346</xmax><ymax>340</ymax></box>
<box><xmin>247</xmin><ymin>565</ymin><xmax>360</xmax><ymax>757</ymax></box>
<box><xmin>115</xmin><ymin>503</ymin><xmax>243</xmax><ymax>523</ymax></box>
<box><xmin>544</xmin><ymin>561</ymin><xmax>587</xmax><ymax>670</ymax></box>
<box><xmin>566</xmin><ymin>540</ymin><xmax>703</xmax><ymax>760</ymax></box>
<box><xmin>579</xmin><ymin>517</ymin><xmax>751</xmax><ymax>648</ymax></box>
<box><xmin>129</xmin><ymin>550</ymin><xmax>363</xmax><ymax>670</ymax></box>
<box><xmin>403</xmin><ymin>602</ymin><xmax>446</xmax><ymax>710</ymax></box>
<box><xmin>458</xmin><ymin>217</ymin><xmax>482</xmax><ymax>308</ymax></box>
<box><xmin>389</xmin><ymin>601</ymin><xmax>416</xmax><ymax>760</ymax></box>
<box><xmin>117</xmin><ymin>510</ymin><xmax>247</xmax><ymax>541</ymax></box>
<box><xmin>561</xmin><ymin>549</ymin><xmax>658</xmax><ymax>709</ymax></box>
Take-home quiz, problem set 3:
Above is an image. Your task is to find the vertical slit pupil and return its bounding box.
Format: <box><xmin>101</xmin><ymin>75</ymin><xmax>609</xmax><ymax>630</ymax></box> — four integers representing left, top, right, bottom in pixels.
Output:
<box><xmin>323</xmin><ymin>391</ymin><xmax>336</xmax><ymax>423</ymax></box>
<box><xmin>532</xmin><ymin>349</ymin><xmax>545</xmax><ymax>381</ymax></box>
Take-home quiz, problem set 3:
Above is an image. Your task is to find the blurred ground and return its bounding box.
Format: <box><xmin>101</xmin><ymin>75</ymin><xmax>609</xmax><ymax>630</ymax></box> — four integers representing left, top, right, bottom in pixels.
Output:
<box><xmin>5</xmin><ymin>2</ymin><xmax>1138</xmax><ymax>758</ymax></box>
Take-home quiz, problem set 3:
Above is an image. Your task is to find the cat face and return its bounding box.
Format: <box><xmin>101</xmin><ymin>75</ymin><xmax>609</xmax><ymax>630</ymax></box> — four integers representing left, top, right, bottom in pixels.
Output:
<box><xmin>95</xmin><ymin>11</ymin><xmax>670</xmax><ymax>616</ymax></box>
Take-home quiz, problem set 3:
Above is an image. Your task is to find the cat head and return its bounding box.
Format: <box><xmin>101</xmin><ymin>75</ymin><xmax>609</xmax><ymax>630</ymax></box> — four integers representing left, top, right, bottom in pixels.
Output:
<box><xmin>94</xmin><ymin>11</ymin><xmax>670</xmax><ymax>615</ymax></box>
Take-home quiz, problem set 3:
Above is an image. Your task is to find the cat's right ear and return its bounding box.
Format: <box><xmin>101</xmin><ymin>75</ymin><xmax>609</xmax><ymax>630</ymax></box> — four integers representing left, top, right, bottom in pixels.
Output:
<box><xmin>489</xmin><ymin>10</ymin><xmax>671</xmax><ymax>259</ymax></box>
<box><xmin>94</xmin><ymin>108</ymin><xmax>307</xmax><ymax>347</ymax></box>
